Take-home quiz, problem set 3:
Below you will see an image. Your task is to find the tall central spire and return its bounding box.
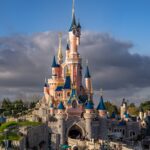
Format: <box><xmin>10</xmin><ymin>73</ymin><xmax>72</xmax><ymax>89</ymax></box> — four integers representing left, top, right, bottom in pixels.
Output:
<box><xmin>69</xmin><ymin>0</ymin><xmax>76</xmax><ymax>31</ymax></box>
<box><xmin>72</xmin><ymin>0</ymin><xmax>75</xmax><ymax>18</ymax></box>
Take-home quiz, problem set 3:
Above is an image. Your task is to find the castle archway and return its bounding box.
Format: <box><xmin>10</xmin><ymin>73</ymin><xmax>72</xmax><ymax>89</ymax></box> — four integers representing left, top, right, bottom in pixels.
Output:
<box><xmin>72</xmin><ymin>145</ymin><xmax>78</xmax><ymax>150</ymax></box>
<box><xmin>68</xmin><ymin>124</ymin><xmax>83</xmax><ymax>139</ymax></box>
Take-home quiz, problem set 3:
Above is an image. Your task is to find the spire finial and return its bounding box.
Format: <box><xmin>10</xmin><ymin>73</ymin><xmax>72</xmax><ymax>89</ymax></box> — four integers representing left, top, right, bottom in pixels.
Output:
<box><xmin>72</xmin><ymin>0</ymin><xmax>75</xmax><ymax>18</ymax></box>
<box><xmin>58</xmin><ymin>32</ymin><xmax>62</xmax><ymax>50</ymax></box>
<box><xmin>57</xmin><ymin>32</ymin><xmax>63</xmax><ymax>64</ymax></box>
<box><xmin>86</xmin><ymin>59</ymin><xmax>88</xmax><ymax>66</ymax></box>
<box><xmin>67</xmin><ymin>37</ymin><xmax>69</xmax><ymax>43</ymax></box>
<box><xmin>100</xmin><ymin>88</ymin><xmax>103</xmax><ymax>97</ymax></box>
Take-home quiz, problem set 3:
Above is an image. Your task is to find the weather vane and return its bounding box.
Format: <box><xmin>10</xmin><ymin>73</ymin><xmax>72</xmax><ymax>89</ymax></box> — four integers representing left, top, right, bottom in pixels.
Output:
<box><xmin>86</xmin><ymin>59</ymin><xmax>88</xmax><ymax>66</ymax></box>
<box><xmin>100</xmin><ymin>88</ymin><xmax>103</xmax><ymax>97</ymax></box>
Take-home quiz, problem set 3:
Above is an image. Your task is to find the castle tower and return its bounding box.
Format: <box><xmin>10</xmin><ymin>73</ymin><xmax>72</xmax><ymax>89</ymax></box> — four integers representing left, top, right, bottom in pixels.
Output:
<box><xmin>84</xmin><ymin>63</ymin><xmax>93</xmax><ymax>100</ymax></box>
<box><xmin>57</xmin><ymin>33</ymin><xmax>63</xmax><ymax>64</ymax></box>
<box><xmin>51</xmin><ymin>56</ymin><xmax>59</xmax><ymax>78</ymax></box>
<box><xmin>67</xmin><ymin>0</ymin><xmax>82</xmax><ymax>93</ymax></box>
<box><xmin>120</xmin><ymin>98</ymin><xmax>127</xmax><ymax>119</ymax></box>
<box><xmin>48</xmin><ymin>56</ymin><xmax>64</xmax><ymax>97</ymax></box>
<box><xmin>97</xmin><ymin>89</ymin><xmax>106</xmax><ymax>118</ymax></box>
<box><xmin>56</xmin><ymin>101</ymin><xmax>66</xmax><ymax>144</ymax></box>
<box><xmin>44</xmin><ymin>78</ymin><xmax>48</xmax><ymax>94</ymax></box>
<box><xmin>84</xmin><ymin>100</ymin><xmax>94</xmax><ymax>140</ymax></box>
<box><xmin>44</xmin><ymin>78</ymin><xmax>49</xmax><ymax>101</ymax></box>
<box><xmin>139</xmin><ymin>107</ymin><xmax>144</xmax><ymax>120</ymax></box>
<box><xmin>144</xmin><ymin>111</ymin><xmax>147</xmax><ymax>119</ymax></box>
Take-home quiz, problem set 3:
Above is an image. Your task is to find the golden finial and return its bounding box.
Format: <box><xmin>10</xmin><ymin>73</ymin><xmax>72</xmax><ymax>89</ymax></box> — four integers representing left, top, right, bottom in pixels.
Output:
<box><xmin>100</xmin><ymin>88</ymin><xmax>103</xmax><ymax>97</ymax></box>
<box><xmin>57</xmin><ymin>32</ymin><xmax>63</xmax><ymax>63</ymax></box>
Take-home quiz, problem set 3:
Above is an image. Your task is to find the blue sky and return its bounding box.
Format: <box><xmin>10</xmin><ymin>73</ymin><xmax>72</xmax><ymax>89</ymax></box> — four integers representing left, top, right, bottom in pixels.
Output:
<box><xmin>1</xmin><ymin>0</ymin><xmax>150</xmax><ymax>103</ymax></box>
<box><xmin>0</xmin><ymin>0</ymin><xmax>150</xmax><ymax>55</ymax></box>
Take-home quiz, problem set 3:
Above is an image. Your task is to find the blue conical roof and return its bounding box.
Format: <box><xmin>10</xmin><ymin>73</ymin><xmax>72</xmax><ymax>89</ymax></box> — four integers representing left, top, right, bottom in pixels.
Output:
<box><xmin>111</xmin><ymin>112</ymin><xmax>116</xmax><ymax>119</ymax></box>
<box><xmin>57</xmin><ymin>101</ymin><xmax>65</xmax><ymax>110</ymax></box>
<box><xmin>85</xmin><ymin>101</ymin><xmax>93</xmax><ymax>110</ymax></box>
<box><xmin>125</xmin><ymin>113</ymin><xmax>130</xmax><ymax>118</ymax></box>
<box><xmin>44</xmin><ymin>83</ymin><xmax>48</xmax><ymax>87</ymax></box>
<box><xmin>67</xmin><ymin>88</ymin><xmax>78</xmax><ymax>104</ymax></box>
<box><xmin>64</xmin><ymin>75</ymin><xmax>71</xmax><ymax>89</ymax></box>
<box><xmin>52</xmin><ymin>56</ymin><xmax>59</xmax><ymax>68</ymax></box>
<box><xmin>84</xmin><ymin>66</ymin><xmax>91</xmax><ymax>78</ymax></box>
<box><xmin>97</xmin><ymin>96</ymin><xmax>106</xmax><ymax>110</ymax></box>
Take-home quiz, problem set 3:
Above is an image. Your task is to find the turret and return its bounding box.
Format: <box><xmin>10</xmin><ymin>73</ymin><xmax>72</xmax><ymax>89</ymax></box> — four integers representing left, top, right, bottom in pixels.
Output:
<box><xmin>144</xmin><ymin>111</ymin><xmax>147</xmax><ymax>119</ymax></box>
<box><xmin>139</xmin><ymin>107</ymin><xmax>144</xmax><ymax>120</ymax></box>
<box><xmin>110</xmin><ymin>112</ymin><xmax>116</xmax><ymax>120</ymax></box>
<box><xmin>57</xmin><ymin>101</ymin><xmax>65</xmax><ymax>114</ymax></box>
<box><xmin>84</xmin><ymin>64</ymin><xmax>93</xmax><ymax>99</ymax></box>
<box><xmin>44</xmin><ymin>78</ymin><xmax>48</xmax><ymax>94</ymax></box>
<box><xmin>97</xmin><ymin>90</ymin><xmax>106</xmax><ymax>118</ymax></box>
<box><xmin>44</xmin><ymin>78</ymin><xmax>49</xmax><ymax>101</ymax></box>
<box><xmin>120</xmin><ymin>98</ymin><xmax>127</xmax><ymax>119</ymax></box>
<box><xmin>84</xmin><ymin>99</ymin><xmax>94</xmax><ymax>140</ymax></box>
<box><xmin>51</xmin><ymin>56</ymin><xmax>60</xmax><ymax>79</ymax></box>
<box><xmin>56</xmin><ymin>101</ymin><xmax>66</xmax><ymax>144</ymax></box>
<box><xmin>69</xmin><ymin>0</ymin><xmax>80</xmax><ymax>53</ymax></box>
<box><xmin>57</xmin><ymin>33</ymin><xmax>63</xmax><ymax>64</ymax></box>
<box><xmin>85</xmin><ymin>100</ymin><xmax>94</xmax><ymax>113</ymax></box>
<box><xmin>50</xmin><ymin>103</ymin><xmax>54</xmax><ymax>116</ymax></box>
<box><xmin>124</xmin><ymin>112</ymin><xmax>130</xmax><ymax>121</ymax></box>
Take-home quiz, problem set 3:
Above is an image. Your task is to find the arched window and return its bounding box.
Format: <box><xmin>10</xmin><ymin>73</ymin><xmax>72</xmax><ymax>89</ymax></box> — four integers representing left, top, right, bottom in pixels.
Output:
<box><xmin>72</xmin><ymin>100</ymin><xmax>77</xmax><ymax>108</ymax></box>
<box><xmin>67</xmin><ymin>92</ymin><xmax>70</xmax><ymax>97</ymax></box>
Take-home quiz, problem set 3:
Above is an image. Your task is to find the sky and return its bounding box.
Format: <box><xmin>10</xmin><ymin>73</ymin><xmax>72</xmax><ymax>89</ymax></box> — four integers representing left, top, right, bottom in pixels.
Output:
<box><xmin>0</xmin><ymin>0</ymin><xmax>150</xmax><ymax>105</ymax></box>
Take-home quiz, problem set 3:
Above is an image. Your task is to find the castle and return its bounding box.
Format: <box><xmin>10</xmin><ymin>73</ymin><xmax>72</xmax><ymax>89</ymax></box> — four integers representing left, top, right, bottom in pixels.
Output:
<box><xmin>32</xmin><ymin>1</ymin><xmax>149</xmax><ymax>150</ymax></box>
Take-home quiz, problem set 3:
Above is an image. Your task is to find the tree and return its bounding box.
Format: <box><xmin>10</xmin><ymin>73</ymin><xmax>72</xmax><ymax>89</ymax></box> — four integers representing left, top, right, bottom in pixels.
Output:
<box><xmin>140</xmin><ymin>101</ymin><xmax>150</xmax><ymax>112</ymax></box>
<box><xmin>30</xmin><ymin>102</ymin><xmax>36</xmax><ymax>109</ymax></box>
<box><xmin>1</xmin><ymin>98</ymin><xmax>12</xmax><ymax>116</ymax></box>
<box><xmin>105</xmin><ymin>101</ymin><xmax>119</xmax><ymax>115</ymax></box>
<box><xmin>128</xmin><ymin>103</ymin><xmax>139</xmax><ymax>116</ymax></box>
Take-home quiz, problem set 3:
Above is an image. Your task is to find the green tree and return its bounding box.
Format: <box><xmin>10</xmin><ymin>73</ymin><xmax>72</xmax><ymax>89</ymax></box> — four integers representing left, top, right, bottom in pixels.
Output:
<box><xmin>30</xmin><ymin>101</ymin><xmax>36</xmax><ymax>109</ymax></box>
<box><xmin>1</xmin><ymin>98</ymin><xmax>12</xmax><ymax>116</ymax></box>
<box><xmin>140</xmin><ymin>101</ymin><xmax>150</xmax><ymax>112</ymax></box>
<box><xmin>128</xmin><ymin>103</ymin><xmax>139</xmax><ymax>116</ymax></box>
<box><xmin>105</xmin><ymin>101</ymin><xmax>119</xmax><ymax>115</ymax></box>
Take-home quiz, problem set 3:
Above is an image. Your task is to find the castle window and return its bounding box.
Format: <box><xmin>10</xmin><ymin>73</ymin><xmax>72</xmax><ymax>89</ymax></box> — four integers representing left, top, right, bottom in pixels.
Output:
<box><xmin>122</xmin><ymin>129</ymin><xmax>125</xmax><ymax>135</ymax></box>
<box><xmin>67</xmin><ymin>92</ymin><xmax>70</xmax><ymax>97</ymax></box>
<box><xmin>72</xmin><ymin>100</ymin><xmax>77</xmax><ymax>108</ymax></box>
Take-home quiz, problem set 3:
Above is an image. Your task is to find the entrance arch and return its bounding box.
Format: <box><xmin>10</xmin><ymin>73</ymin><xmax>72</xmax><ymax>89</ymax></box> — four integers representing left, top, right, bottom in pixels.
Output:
<box><xmin>68</xmin><ymin>124</ymin><xmax>83</xmax><ymax>139</ymax></box>
<box><xmin>72</xmin><ymin>145</ymin><xmax>78</xmax><ymax>150</ymax></box>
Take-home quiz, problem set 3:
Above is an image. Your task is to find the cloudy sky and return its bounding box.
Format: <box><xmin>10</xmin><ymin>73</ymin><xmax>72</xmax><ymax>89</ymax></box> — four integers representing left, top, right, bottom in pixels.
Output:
<box><xmin>0</xmin><ymin>0</ymin><xmax>150</xmax><ymax>105</ymax></box>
